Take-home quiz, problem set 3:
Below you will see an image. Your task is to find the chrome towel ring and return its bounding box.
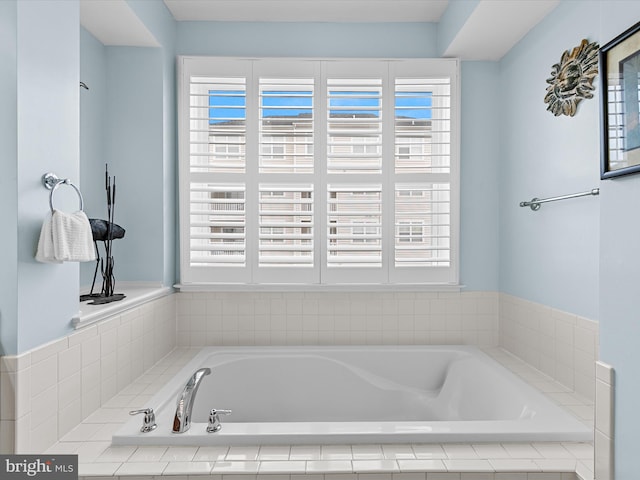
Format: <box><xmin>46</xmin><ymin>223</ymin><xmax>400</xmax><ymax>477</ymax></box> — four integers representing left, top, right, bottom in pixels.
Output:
<box><xmin>42</xmin><ymin>172</ymin><xmax>84</xmax><ymax>213</ymax></box>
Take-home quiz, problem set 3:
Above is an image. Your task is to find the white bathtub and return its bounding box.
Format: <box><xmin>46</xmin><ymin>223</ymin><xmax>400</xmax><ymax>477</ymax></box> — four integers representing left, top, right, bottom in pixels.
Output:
<box><xmin>113</xmin><ymin>346</ymin><xmax>591</xmax><ymax>445</ymax></box>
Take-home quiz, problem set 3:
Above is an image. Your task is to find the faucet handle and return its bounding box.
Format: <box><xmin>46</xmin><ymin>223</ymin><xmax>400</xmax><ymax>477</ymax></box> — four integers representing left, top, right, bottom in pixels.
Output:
<box><xmin>129</xmin><ymin>408</ymin><xmax>157</xmax><ymax>433</ymax></box>
<box><xmin>207</xmin><ymin>408</ymin><xmax>232</xmax><ymax>433</ymax></box>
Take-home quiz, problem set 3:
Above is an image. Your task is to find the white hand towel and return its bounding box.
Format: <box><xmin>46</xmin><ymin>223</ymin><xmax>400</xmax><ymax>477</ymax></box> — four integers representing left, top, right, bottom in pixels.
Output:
<box><xmin>51</xmin><ymin>210</ymin><xmax>97</xmax><ymax>262</ymax></box>
<box><xmin>35</xmin><ymin>212</ymin><xmax>62</xmax><ymax>263</ymax></box>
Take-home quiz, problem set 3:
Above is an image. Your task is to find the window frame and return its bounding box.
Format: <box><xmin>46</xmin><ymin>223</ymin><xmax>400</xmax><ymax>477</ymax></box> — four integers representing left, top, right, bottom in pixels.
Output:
<box><xmin>178</xmin><ymin>56</ymin><xmax>460</xmax><ymax>288</ymax></box>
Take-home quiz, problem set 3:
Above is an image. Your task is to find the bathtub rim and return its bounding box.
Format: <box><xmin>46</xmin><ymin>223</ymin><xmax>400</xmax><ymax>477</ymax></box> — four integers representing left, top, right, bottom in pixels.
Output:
<box><xmin>112</xmin><ymin>345</ymin><xmax>592</xmax><ymax>446</ymax></box>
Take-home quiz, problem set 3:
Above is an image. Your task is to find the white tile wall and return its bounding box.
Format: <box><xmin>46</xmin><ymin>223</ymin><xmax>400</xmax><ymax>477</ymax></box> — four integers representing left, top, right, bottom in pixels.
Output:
<box><xmin>0</xmin><ymin>294</ymin><xmax>176</xmax><ymax>454</ymax></box>
<box><xmin>176</xmin><ymin>291</ymin><xmax>500</xmax><ymax>348</ymax></box>
<box><xmin>499</xmin><ymin>294</ymin><xmax>598</xmax><ymax>401</ymax></box>
<box><xmin>594</xmin><ymin>362</ymin><xmax>614</xmax><ymax>480</ymax></box>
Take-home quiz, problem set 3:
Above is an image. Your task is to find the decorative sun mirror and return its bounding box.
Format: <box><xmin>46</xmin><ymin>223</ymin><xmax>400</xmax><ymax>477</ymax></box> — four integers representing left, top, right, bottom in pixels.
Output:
<box><xmin>544</xmin><ymin>39</ymin><xmax>599</xmax><ymax>117</ymax></box>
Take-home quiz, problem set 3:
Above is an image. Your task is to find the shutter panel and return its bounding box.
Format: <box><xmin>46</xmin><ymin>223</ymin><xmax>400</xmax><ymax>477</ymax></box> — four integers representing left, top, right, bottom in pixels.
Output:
<box><xmin>259</xmin><ymin>78</ymin><xmax>314</xmax><ymax>173</ymax></box>
<box><xmin>395</xmin><ymin>183</ymin><xmax>450</xmax><ymax>267</ymax></box>
<box><xmin>393</xmin><ymin>75</ymin><xmax>454</xmax><ymax>278</ymax></box>
<box><xmin>395</xmin><ymin>78</ymin><xmax>450</xmax><ymax>174</ymax></box>
<box><xmin>327</xmin><ymin>185</ymin><xmax>382</xmax><ymax>268</ymax></box>
<box><xmin>189</xmin><ymin>183</ymin><xmax>246</xmax><ymax>266</ymax></box>
<box><xmin>259</xmin><ymin>185</ymin><xmax>314</xmax><ymax>266</ymax></box>
<box><xmin>190</xmin><ymin>77</ymin><xmax>246</xmax><ymax>173</ymax></box>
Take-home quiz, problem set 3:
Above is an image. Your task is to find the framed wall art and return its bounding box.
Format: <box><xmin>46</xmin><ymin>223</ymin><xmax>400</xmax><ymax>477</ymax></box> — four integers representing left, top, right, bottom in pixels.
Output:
<box><xmin>600</xmin><ymin>21</ymin><xmax>640</xmax><ymax>179</ymax></box>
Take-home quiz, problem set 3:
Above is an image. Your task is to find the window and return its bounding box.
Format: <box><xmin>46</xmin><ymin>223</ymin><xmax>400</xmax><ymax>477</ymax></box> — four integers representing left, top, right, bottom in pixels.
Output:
<box><xmin>179</xmin><ymin>57</ymin><xmax>459</xmax><ymax>285</ymax></box>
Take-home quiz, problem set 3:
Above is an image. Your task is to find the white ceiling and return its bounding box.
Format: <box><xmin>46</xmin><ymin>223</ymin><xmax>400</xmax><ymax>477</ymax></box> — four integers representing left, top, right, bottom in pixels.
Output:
<box><xmin>443</xmin><ymin>0</ymin><xmax>559</xmax><ymax>61</ymax></box>
<box><xmin>80</xmin><ymin>0</ymin><xmax>159</xmax><ymax>47</ymax></box>
<box><xmin>80</xmin><ymin>0</ymin><xmax>560</xmax><ymax>60</ymax></box>
<box><xmin>162</xmin><ymin>0</ymin><xmax>449</xmax><ymax>23</ymax></box>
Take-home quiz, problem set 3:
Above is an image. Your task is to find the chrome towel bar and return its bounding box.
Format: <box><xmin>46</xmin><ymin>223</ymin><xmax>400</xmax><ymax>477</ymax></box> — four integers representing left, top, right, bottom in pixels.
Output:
<box><xmin>42</xmin><ymin>172</ymin><xmax>84</xmax><ymax>213</ymax></box>
<box><xmin>520</xmin><ymin>188</ymin><xmax>599</xmax><ymax>211</ymax></box>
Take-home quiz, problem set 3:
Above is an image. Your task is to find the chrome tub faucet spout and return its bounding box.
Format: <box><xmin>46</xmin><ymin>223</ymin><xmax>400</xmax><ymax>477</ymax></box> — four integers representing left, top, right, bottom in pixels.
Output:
<box><xmin>172</xmin><ymin>367</ymin><xmax>211</xmax><ymax>433</ymax></box>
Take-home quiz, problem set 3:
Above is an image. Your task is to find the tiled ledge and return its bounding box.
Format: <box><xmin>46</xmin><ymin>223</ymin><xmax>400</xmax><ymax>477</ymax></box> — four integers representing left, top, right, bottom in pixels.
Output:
<box><xmin>43</xmin><ymin>347</ymin><xmax>595</xmax><ymax>480</ymax></box>
<box><xmin>75</xmin><ymin>283</ymin><xmax>174</xmax><ymax>329</ymax></box>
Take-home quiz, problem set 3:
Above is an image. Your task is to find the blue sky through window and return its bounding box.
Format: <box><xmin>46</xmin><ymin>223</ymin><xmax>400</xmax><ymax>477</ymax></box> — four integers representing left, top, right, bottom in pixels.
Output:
<box><xmin>261</xmin><ymin>90</ymin><xmax>313</xmax><ymax>119</ymax></box>
<box><xmin>209</xmin><ymin>90</ymin><xmax>245</xmax><ymax>124</ymax></box>
<box><xmin>209</xmin><ymin>89</ymin><xmax>432</xmax><ymax>123</ymax></box>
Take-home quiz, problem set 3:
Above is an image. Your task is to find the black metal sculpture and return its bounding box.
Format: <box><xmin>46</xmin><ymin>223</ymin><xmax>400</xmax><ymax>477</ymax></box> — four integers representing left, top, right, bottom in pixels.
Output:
<box><xmin>80</xmin><ymin>165</ymin><xmax>126</xmax><ymax>305</ymax></box>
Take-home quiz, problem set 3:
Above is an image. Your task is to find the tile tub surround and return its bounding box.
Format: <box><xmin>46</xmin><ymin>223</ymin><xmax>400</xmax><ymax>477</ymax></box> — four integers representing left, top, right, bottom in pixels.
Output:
<box><xmin>594</xmin><ymin>362</ymin><xmax>614</xmax><ymax>480</ymax></box>
<box><xmin>0</xmin><ymin>294</ymin><xmax>176</xmax><ymax>454</ymax></box>
<box><xmin>499</xmin><ymin>294</ymin><xmax>598</xmax><ymax>401</ymax></box>
<box><xmin>43</xmin><ymin>347</ymin><xmax>594</xmax><ymax>479</ymax></box>
<box><xmin>1</xmin><ymin>288</ymin><xmax>600</xmax><ymax>479</ymax></box>
<box><xmin>176</xmin><ymin>291</ymin><xmax>500</xmax><ymax>348</ymax></box>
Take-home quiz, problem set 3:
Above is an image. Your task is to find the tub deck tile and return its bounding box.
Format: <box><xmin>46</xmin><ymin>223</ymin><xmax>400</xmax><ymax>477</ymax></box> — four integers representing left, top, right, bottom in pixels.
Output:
<box><xmin>442</xmin><ymin>459</ymin><xmax>494</xmax><ymax>472</ymax></box>
<box><xmin>352</xmin><ymin>445</ymin><xmax>384</xmax><ymax>459</ymax></box>
<box><xmin>258</xmin><ymin>460</ymin><xmax>307</xmax><ymax>473</ymax></box>
<box><xmin>397</xmin><ymin>459</ymin><xmax>447</xmax><ymax>472</ymax></box>
<box><xmin>533</xmin><ymin>458</ymin><xmax>578</xmax><ymax>472</ymax></box>
<box><xmin>306</xmin><ymin>460</ymin><xmax>354</xmax><ymax>473</ymax></box>
<box><xmin>160</xmin><ymin>446</ymin><xmax>199</xmax><ymax>462</ymax></box>
<box><xmin>114</xmin><ymin>461</ymin><xmax>168</xmax><ymax>476</ymax></box>
<box><xmin>227</xmin><ymin>446</ymin><xmax>260</xmax><ymax>461</ymax></box>
<box><xmin>322</xmin><ymin>445</ymin><xmax>354</xmax><ymax>460</ymax></box>
<box><xmin>257</xmin><ymin>445</ymin><xmax>292</xmax><ymax>460</ymax></box>
<box><xmin>77</xmin><ymin>461</ymin><xmax>121</xmax><ymax>477</ymax></box>
<box><xmin>411</xmin><ymin>445</ymin><xmax>447</xmax><ymax>460</ymax></box>
<box><xmin>163</xmin><ymin>460</ymin><xmax>215</xmax><ymax>475</ymax></box>
<box><xmin>290</xmin><ymin>445</ymin><xmax>322</xmax><ymax>460</ymax></box>
<box><xmin>352</xmin><ymin>459</ymin><xmax>400</xmax><ymax>472</ymax></box>
<box><xmin>487</xmin><ymin>459</ymin><xmax>541</xmax><ymax>472</ymax></box>
<box><xmin>212</xmin><ymin>460</ymin><xmax>261</xmax><ymax>473</ymax></box>
<box><xmin>382</xmin><ymin>445</ymin><xmax>416</xmax><ymax>460</ymax></box>
<box><xmin>128</xmin><ymin>446</ymin><xmax>168</xmax><ymax>462</ymax></box>
<box><xmin>193</xmin><ymin>446</ymin><xmax>230</xmax><ymax>461</ymax></box>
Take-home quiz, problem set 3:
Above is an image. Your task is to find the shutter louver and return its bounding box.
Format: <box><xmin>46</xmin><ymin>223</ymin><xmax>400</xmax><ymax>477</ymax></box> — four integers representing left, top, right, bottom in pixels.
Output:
<box><xmin>189</xmin><ymin>183</ymin><xmax>246</xmax><ymax>267</ymax></box>
<box><xmin>259</xmin><ymin>185</ymin><xmax>314</xmax><ymax>267</ymax></box>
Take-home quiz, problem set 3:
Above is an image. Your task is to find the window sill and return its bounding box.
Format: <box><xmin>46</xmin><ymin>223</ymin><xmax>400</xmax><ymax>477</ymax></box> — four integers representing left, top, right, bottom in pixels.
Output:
<box><xmin>73</xmin><ymin>282</ymin><xmax>174</xmax><ymax>329</ymax></box>
<box><xmin>174</xmin><ymin>283</ymin><xmax>463</xmax><ymax>293</ymax></box>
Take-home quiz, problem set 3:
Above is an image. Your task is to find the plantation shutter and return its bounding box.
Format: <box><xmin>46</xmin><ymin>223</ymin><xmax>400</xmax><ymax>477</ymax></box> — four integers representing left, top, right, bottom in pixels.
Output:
<box><xmin>390</xmin><ymin>63</ymin><xmax>457</xmax><ymax>284</ymax></box>
<box><xmin>180</xmin><ymin>59</ymin><xmax>252</xmax><ymax>283</ymax></box>
<box><xmin>321</xmin><ymin>63</ymin><xmax>387</xmax><ymax>284</ymax></box>
<box><xmin>179</xmin><ymin>57</ymin><xmax>459</xmax><ymax>286</ymax></box>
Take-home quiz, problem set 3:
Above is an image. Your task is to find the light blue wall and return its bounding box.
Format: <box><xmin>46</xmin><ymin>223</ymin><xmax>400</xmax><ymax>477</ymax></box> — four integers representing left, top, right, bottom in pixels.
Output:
<box><xmin>498</xmin><ymin>0</ymin><xmax>601</xmax><ymax>320</ymax></box>
<box><xmin>460</xmin><ymin>61</ymin><xmax>500</xmax><ymax>291</ymax></box>
<box><xmin>104</xmin><ymin>47</ymin><xmax>165</xmax><ymax>283</ymax></box>
<box><xmin>79</xmin><ymin>0</ymin><xmax>177</xmax><ymax>288</ymax></box>
<box><xmin>596</xmin><ymin>3</ymin><xmax>640</xmax><ymax>478</ymax></box>
<box><xmin>14</xmin><ymin>0</ymin><xmax>80</xmax><ymax>354</ymax></box>
<box><xmin>126</xmin><ymin>0</ymin><xmax>177</xmax><ymax>287</ymax></box>
<box><xmin>176</xmin><ymin>22</ymin><xmax>438</xmax><ymax>57</ymax></box>
<box><xmin>0</xmin><ymin>0</ymin><xmax>18</xmax><ymax>356</ymax></box>
<box><xmin>80</xmin><ymin>27</ymin><xmax>107</xmax><ymax>288</ymax></box>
